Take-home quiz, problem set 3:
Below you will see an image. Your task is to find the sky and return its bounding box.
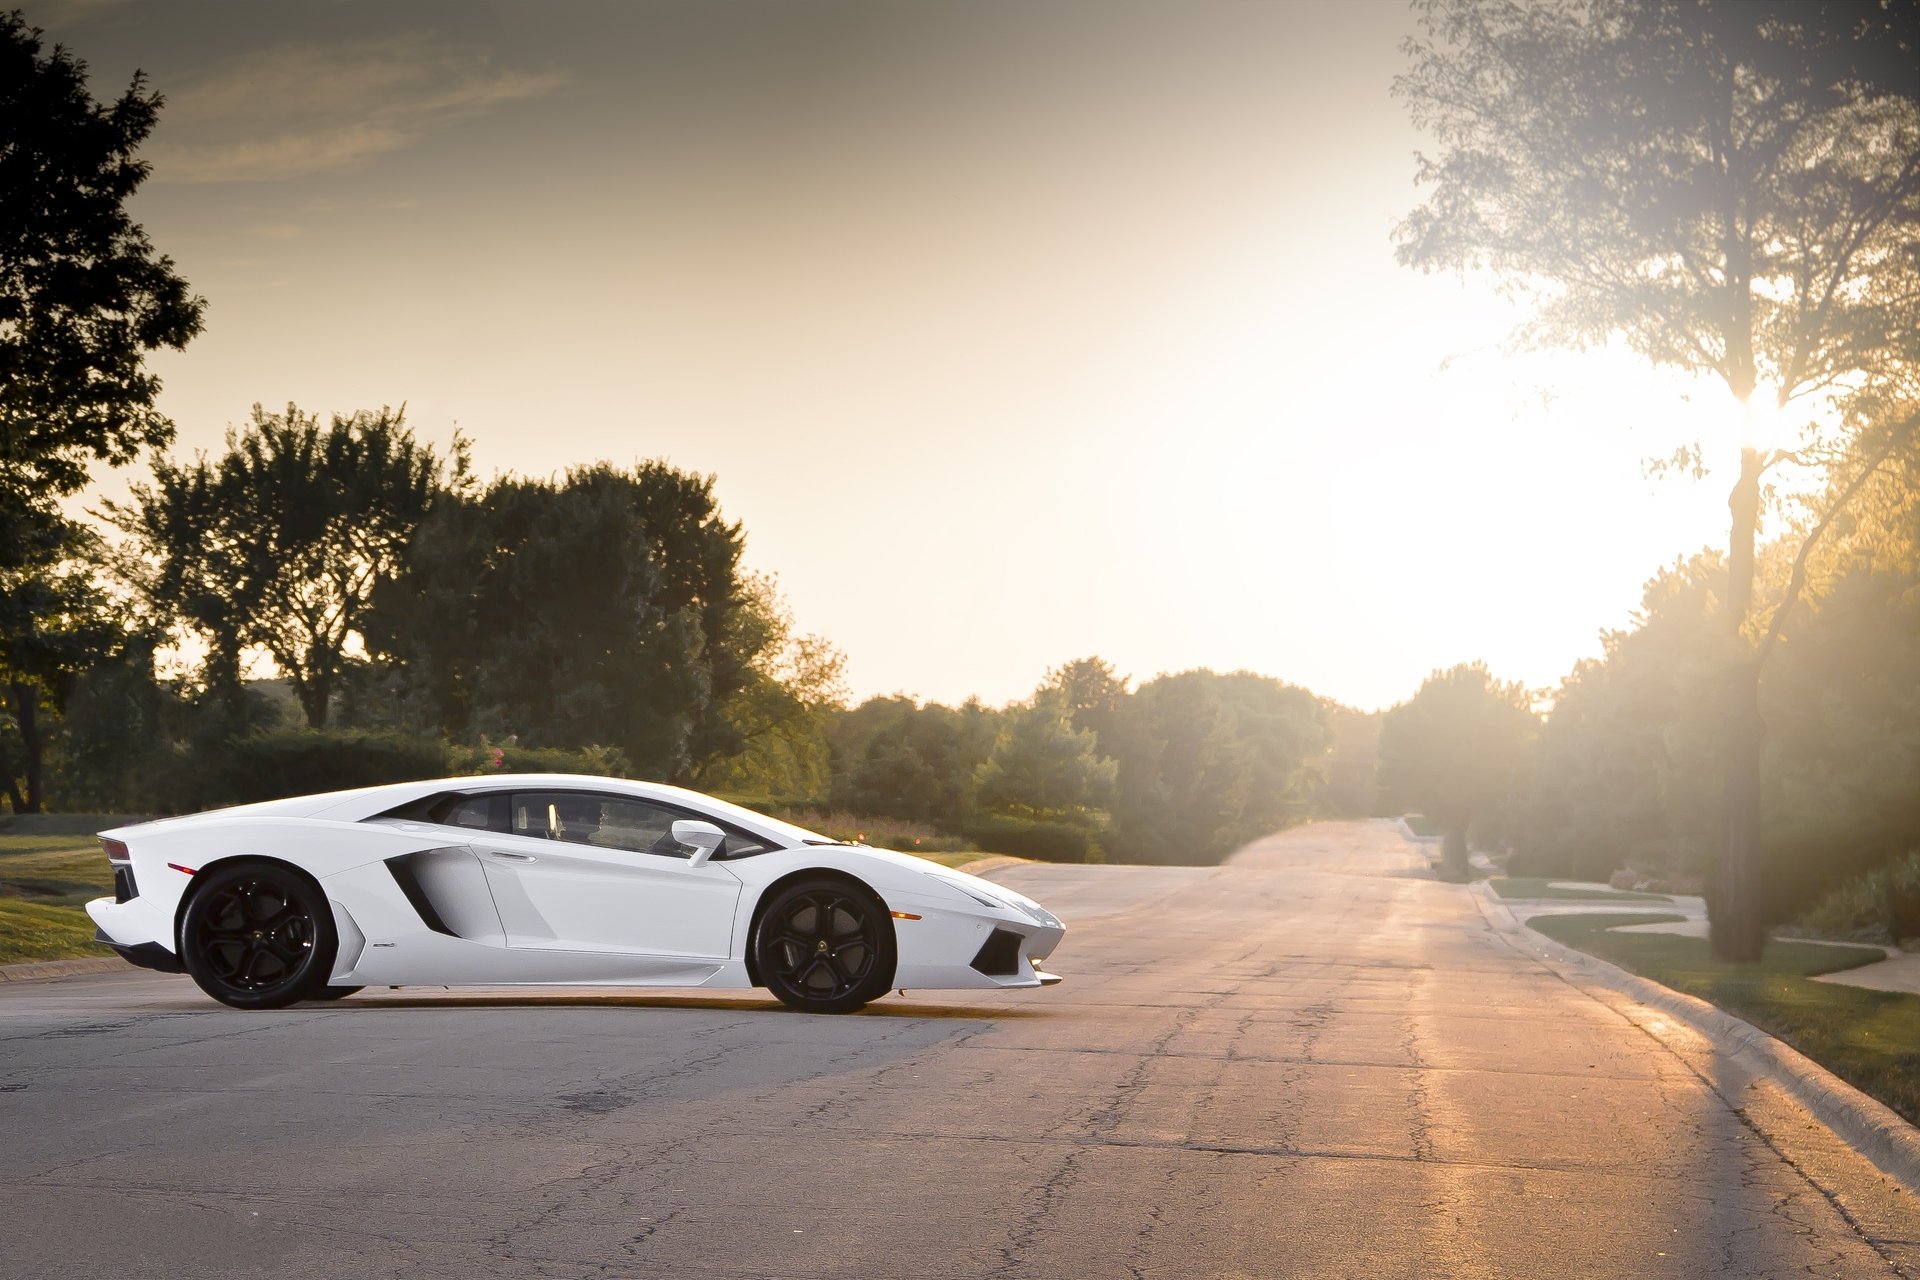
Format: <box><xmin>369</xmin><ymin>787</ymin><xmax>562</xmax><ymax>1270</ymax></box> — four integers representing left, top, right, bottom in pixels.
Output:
<box><xmin>29</xmin><ymin>0</ymin><xmax>1740</xmax><ymax>711</ymax></box>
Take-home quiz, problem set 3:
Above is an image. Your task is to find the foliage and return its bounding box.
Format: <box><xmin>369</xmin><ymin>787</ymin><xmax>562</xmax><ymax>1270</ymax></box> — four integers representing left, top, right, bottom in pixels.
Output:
<box><xmin>370</xmin><ymin>462</ymin><xmax>758</xmax><ymax>780</ymax></box>
<box><xmin>694</xmin><ymin>573</ymin><xmax>845</xmax><ymax>799</ymax></box>
<box><xmin>1321</xmin><ymin>703</ymin><xmax>1381</xmax><ymax>818</ymax></box>
<box><xmin>1100</xmin><ymin>669</ymin><xmax>1331</xmax><ymax>865</ymax></box>
<box><xmin>831</xmin><ymin>696</ymin><xmax>1000</xmax><ymax>829</ymax></box>
<box><xmin>960</xmin><ymin>813</ymin><xmax>1099</xmax><ymax>864</ymax></box>
<box><xmin>188</xmin><ymin>728</ymin><xmax>451</xmax><ymax>809</ymax></box>
<box><xmin>446</xmin><ymin>737</ymin><xmax>631</xmax><ymax>779</ymax></box>
<box><xmin>763</xmin><ymin>806</ymin><xmax>969</xmax><ymax>854</ymax></box>
<box><xmin>1529</xmin><ymin>911</ymin><xmax>1918</xmax><ymax>1124</ymax></box>
<box><xmin>106</xmin><ymin>404</ymin><xmax>463</xmax><ymax>729</ymax></box>
<box><xmin>1791</xmin><ymin>851</ymin><xmax>1920</xmax><ymax>948</ymax></box>
<box><xmin>0</xmin><ymin>508</ymin><xmax>127</xmax><ymax>812</ymax></box>
<box><xmin>1379</xmin><ymin>662</ymin><xmax>1536</xmax><ymax>878</ymax></box>
<box><xmin>1398</xmin><ymin>0</ymin><xmax>1920</xmax><ymax>408</ymax></box>
<box><xmin>0</xmin><ymin>13</ymin><xmax>204</xmax><ymax>501</ymax></box>
<box><xmin>973</xmin><ymin>689</ymin><xmax>1116</xmax><ymax>823</ymax></box>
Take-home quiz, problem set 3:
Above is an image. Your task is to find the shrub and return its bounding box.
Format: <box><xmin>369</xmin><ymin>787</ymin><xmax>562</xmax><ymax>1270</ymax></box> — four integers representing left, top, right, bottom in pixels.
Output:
<box><xmin>767</xmin><ymin>807</ymin><xmax>970</xmax><ymax>853</ymax></box>
<box><xmin>961</xmin><ymin>814</ymin><xmax>1100</xmax><ymax>863</ymax></box>
<box><xmin>204</xmin><ymin>729</ymin><xmax>452</xmax><ymax>806</ymax></box>
<box><xmin>1792</xmin><ymin>851</ymin><xmax>1920</xmax><ymax>947</ymax></box>
<box><xmin>447</xmin><ymin>740</ymin><xmax>631</xmax><ymax>778</ymax></box>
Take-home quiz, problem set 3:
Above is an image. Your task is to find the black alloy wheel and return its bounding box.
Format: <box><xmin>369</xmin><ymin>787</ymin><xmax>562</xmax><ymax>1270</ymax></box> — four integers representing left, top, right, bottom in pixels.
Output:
<box><xmin>754</xmin><ymin>878</ymin><xmax>895</xmax><ymax>1013</ymax></box>
<box><xmin>180</xmin><ymin>862</ymin><xmax>337</xmax><ymax>1010</ymax></box>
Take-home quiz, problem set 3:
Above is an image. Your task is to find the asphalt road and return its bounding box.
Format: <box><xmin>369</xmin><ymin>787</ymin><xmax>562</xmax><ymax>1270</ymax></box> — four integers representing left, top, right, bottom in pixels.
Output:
<box><xmin>2</xmin><ymin>820</ymin><xmax>1915</xmax><ymax>1278</ymax></box>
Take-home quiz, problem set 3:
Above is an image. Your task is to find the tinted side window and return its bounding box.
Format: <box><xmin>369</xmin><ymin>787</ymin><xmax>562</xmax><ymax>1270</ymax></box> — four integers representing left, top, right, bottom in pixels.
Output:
<box><xmin>508</xmin><ymin>791</ymin><xmax>771</xmax><ymax>859</ymax></box>
<box><xmin>513</xmin><ymin>792</ymin><xmax>682</xmax><ymax>856</ymax></box>
<box><xmin>431</xmin><ymin>793</ymin><xmax>507</xmax><ymax>833</ymax></box>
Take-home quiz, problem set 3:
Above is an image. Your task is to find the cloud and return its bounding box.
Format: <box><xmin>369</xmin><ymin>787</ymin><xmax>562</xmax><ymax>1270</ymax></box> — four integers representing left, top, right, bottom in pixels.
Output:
<box><xmin>148</xmin><ymin>36</ymin><xmax>566</xmax><ymax>183</ymax></box>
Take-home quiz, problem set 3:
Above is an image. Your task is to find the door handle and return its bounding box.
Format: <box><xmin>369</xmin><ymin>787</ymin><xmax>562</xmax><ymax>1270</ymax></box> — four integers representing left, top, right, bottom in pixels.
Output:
<box><xmin>489</xmin><ymin>851</ymin><xmax>537</xmax><ymax>863</ymax></box>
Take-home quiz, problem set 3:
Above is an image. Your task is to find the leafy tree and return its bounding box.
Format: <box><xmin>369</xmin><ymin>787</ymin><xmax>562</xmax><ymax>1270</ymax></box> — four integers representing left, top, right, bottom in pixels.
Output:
<box><xmin>108</xmin><ymin>404</ymin><xmax>463</xmax><ymax>728</ymax></box>
<box><xmin>1397</xmin><ymin>0</ymin><xmax>1920</xmax><ymax>956</ymax></box>
<box><xmin>695</xmin><ymin>573</ymin><xmax>847</xmax><ymax>799</ymax></box>
<box><xmin>974</xmin><ymin>688</ymin><xmax>1117</xmax><ymax>822</ymax></box>
<box><xmin>832</xmin><ymin>697</ymin><xmax>998</xmax><ymax>829</ymax></box>
<box><xmin>1378</xmin><ymin>663</ymin><xmax>1537</xmax><ymax>879</ymax></box>
<box><xmin>372</xmin><ymin>461</ymin><xmax>764</xmax><ymax>780</ymax></box>
<box><xmin>0</xmin><ymin>13</ymin><xmax>203</xmax><ymax>501</ymax></box>
<box><xmin>1103</xmin><ymin>670</ymin><xmax>1331</xmax><ymax>865</ymax></box>
<box><xmin>0</xmin><ymin>506</ymin><xmax>122</xmax><ymax>811</ymax></box>
<box><xmin>1044</xmin><ymin>655</ymin><xmax>1130</xmax><ymax>745</ymax></box>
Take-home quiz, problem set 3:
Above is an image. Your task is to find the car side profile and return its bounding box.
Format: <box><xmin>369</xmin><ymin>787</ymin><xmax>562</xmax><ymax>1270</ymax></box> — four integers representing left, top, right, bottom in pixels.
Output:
<box><xmin>86</xmin><ymin>774</ymin><xmax>1065</xmax><ymax>1014</ymax></box>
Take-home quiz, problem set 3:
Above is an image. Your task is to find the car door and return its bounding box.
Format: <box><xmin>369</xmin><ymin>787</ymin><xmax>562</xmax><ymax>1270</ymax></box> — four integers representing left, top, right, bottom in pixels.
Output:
<box><xmin>475</xmin><ymin>790</ymin><xmax>744</xmax><ymax>959</ymax></box>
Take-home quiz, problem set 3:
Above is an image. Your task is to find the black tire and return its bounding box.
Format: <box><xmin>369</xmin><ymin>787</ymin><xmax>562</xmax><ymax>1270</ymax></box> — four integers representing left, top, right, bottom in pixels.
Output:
<box><xmin>754</xmin><ymin>877</ymin><xmax>895</xmax><ymax>1014</ymax></box>
<box><xmin>314</xmin><ymin>986</ymin><xmax>364</xmax><ymax>1000</ymax></box>
<box><xmin>180</xmin><ymin>861</ymin><xmax>337</xmax><ymax>1010</ymax></box>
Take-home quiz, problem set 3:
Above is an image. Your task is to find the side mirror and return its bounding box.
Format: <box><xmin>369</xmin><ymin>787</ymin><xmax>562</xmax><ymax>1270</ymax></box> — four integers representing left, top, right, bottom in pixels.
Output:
<box><xmin>672</xmin><ymin>819</ymin><xmax>726</xmax><ymax>867</ymax></box>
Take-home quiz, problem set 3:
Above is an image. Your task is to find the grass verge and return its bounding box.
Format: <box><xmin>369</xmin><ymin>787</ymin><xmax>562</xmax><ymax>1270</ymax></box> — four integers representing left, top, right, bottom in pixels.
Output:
<box><xmin>1</xmin><ymin>832</ymin><xmax>116</xmax><ymax>966</ymax></box>
<box><xmin>1491</xmin><ymin>876</ymin><xmax>1671</xmax><ymax>902</ymax></box>
<box><xmin>1529</xmin><ymin>911</ymin><xmax>1920</xmax><ymax>1125</ymax></box>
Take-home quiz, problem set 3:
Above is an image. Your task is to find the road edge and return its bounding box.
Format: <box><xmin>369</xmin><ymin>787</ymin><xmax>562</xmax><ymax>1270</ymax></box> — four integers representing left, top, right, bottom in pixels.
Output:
<box><xmin>1469</xmin><ymin>879</ymin><xmax>1920</xmax><ymax>1198</ymax></box>
<box><xmin>0</xmin><ymin>956</ymin><xmax>123</xmax><ymax>983</ymax></box>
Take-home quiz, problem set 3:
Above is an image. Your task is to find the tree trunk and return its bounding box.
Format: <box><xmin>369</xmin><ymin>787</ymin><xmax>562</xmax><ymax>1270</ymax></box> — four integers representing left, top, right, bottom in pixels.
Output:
<box><xmin>0</xmin><ymin>720</ymin><xmax>25</xmax><ymax>814</ymax></box>
<box><xmin>1712</xmin><ymin>447</ymin><xmax>1766</xmax><ymax>962</ymax></box>
<box><xmin>1712</xmin><ymin>660</ymin><xmax>1765</xmax><ymax>961</ymax></box>
<box><xmin>1442</xmin><ymin>827</ymin><xmax>1469</xmax><ymax>881</ymax></box>
<box><xmin>8</xmin><ymin>680</ymin><xmax>43</xmax><ymax>814</ymax></box>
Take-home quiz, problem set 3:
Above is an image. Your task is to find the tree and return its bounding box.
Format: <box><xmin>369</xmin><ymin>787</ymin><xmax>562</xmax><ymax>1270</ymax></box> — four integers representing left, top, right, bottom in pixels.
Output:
<box><xmin>974</xmin><ymin>688</ymin><xmax>1117</xmax><ymax>821</ymax></box>
<box><xmin>1103</xmin><ymin>670</ymin><xmax>1331</xmax><ymax>865</ymax></box>
<box><xmin>108</xmin><ymin>404</ymin><xmax>464</xmax><ymax>728</ymax></box>
<box><xmin>694</xmin><ymin>573</ymin><xmax>847</xmax><ymax>799</ymax></box>
<box><xmin>0</xmin><ymin>13</ymin><xmax>203</xmax><ymax>501</ymax></box>
<box><xmin>1397</xmin><ymin>0</ymin><xmax>1920</xmax><ymax>956</ymax></box>
<box><xmin>371</xmin><ymin>461</ymin><xmax>765</xmax><ymax>780</ymax></box>
<box><xmin>0</xmin><ymin>505</ymin><xmax>122</xmax><ymax>811</ymax></box>
<box><xmin>1378</xmin><ymin>663</ymin><xmax>1537</xmax><ymax>880</ymax></box>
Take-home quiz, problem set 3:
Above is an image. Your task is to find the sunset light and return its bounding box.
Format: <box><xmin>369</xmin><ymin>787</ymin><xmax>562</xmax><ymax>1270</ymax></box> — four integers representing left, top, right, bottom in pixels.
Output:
<box><xmin>4</xmin><ymin>3</ymin><xmax>1917</xmax><ymax>1273</ymax></box>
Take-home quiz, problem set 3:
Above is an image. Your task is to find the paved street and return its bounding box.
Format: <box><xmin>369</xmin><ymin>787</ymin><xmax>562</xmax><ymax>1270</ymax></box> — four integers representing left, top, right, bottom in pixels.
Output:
<box><xmin>1</xmin><ymin>820</ymin><xmax>1915</xmax><ymax>1278</ymax></box>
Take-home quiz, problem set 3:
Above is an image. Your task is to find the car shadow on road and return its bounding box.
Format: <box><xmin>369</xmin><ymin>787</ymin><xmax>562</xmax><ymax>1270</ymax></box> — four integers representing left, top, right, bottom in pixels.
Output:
<box><xmin>297</xmin><ymin>991</ymin><xmax>1050</xmax><ymax>1019</ymax></box>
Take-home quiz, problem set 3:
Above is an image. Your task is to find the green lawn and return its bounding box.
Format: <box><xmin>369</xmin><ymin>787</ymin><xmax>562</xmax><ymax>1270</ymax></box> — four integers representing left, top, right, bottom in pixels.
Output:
<box><xmin>0</xmin><ymin>831</ymin><xmax>115</xmax><ymax>965</ymax></box>
<box><xmin>1528</xmin><ymin>911</ymin><xmax>1920</xmax><ymax>1125</ymax></box>
<box><xmin>1491</xmin><ymin>876</ymin><xmax>1672</xmax><ymax>902</ymax></box>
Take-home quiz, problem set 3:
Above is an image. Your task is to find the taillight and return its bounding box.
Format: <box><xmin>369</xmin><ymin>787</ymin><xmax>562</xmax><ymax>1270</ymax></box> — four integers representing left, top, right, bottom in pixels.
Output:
<box><xmin>101</xmin><ymin>838</ymin><xmax>130</xmax><ymax>863</ymax></box>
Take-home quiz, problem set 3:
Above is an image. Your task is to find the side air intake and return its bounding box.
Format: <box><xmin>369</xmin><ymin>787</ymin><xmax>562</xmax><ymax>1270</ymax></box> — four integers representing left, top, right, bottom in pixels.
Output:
<box><xmin>970</xmin><ymin>928</ymin><xmax>1024</xmax><ymax>977</ymax></box>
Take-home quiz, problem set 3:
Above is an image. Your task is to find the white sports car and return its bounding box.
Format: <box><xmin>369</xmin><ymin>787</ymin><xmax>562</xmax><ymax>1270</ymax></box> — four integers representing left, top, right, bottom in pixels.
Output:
<box><xmin>86</xmin><ymin>774</ymin><xmax>1065</xmax><ymax>1014</ymax></box>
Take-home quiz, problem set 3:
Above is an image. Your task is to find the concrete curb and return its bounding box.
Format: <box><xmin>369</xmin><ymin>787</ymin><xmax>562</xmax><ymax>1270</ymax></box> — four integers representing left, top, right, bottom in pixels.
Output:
<box><xmin>1470</xmin><ymin>881</ymin><xmax>1920</xmax><ymax>1197</ymax></box>
<box><xmin>0</xmin><ymin>956</ymin><xmax>124</xmax><ymax>983</ymax></box>
<box><xmin>948</xmin><ymin>855</ymin><xmax>1032</xmax><ymax>877</ymax></box>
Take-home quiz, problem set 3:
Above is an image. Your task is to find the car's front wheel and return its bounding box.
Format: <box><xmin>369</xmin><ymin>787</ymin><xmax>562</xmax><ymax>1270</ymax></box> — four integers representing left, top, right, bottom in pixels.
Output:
<box><xmin>180</xmin><ymin>861</ymin><xmax>337</xmax><ymax>1010</ymax></box>
<box><xmin>754</xmin><ymin>878</ymin><xmax>895</xmax><ymax>1013</ymax></box>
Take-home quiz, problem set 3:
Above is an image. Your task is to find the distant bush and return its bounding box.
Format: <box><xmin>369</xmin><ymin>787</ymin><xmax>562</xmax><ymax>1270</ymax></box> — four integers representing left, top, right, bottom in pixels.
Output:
<box><xmin>961</xmin><ymin>814</ymin><xmax>1100</xmax><ymax>863</ymax></box>
<box><xmin>1505</xmin><ymin>841</ymin><xmax>1618</xmax><ymax>883</ymax></box>
<box><xmin>1791</xmin><ymin>851</ymin><xmax>1920</xmax><ymax>947</ymax></box>
<box><xmin>206</xmin><ymin>729</ymin><xmax>452</xmax><ymax>806</ymax></box>
<box><xmin>769</xmin><ymin>806</ymin><xmax>970</xmax><ymax>853</ymax></box>
<box><xmin>447</xmin><ymin>739</ymin><xmax>631</xmax><ymax>778</ymax></box>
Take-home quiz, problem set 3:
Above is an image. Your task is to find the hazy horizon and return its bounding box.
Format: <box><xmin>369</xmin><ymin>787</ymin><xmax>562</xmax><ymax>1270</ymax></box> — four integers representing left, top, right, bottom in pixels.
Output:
<box><xmin>30</xmin><ymin>0</ymin><xmax>1741</xmax><ymax>712</ymax></box>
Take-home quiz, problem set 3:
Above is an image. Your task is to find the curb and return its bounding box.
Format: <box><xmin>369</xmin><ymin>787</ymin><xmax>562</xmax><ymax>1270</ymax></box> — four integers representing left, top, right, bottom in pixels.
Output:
<box><xmin>948</xmin><ymin>855</ymin><xmax>1033</xmax><ymax>877</ymax></box>
<box><xmin>0</xmin><ymin>956</ymin><xmax>124</xmax><ymax>983</ymax></box>
<box><xmin>1469</xmin><ymin>881</ymin><xmax>1920</xmax><ymax>1197</ymax></box>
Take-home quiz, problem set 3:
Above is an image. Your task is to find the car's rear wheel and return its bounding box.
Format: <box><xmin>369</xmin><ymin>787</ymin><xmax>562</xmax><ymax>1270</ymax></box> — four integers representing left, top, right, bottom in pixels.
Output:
<box><xmin>754</xmin><ymin>878</ymin><xmax>894</xmax><ymax>1014</ymax></box>
<box><xmin>180</xmin><ymin>862</ymin><xmax>336</xmax><ymax>1010</ymax></box>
